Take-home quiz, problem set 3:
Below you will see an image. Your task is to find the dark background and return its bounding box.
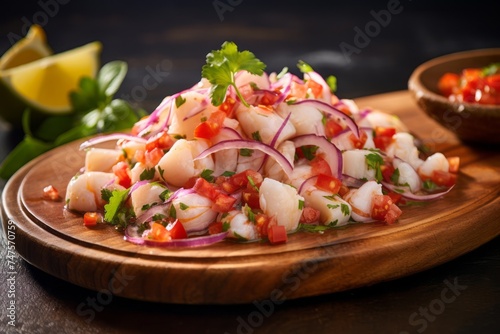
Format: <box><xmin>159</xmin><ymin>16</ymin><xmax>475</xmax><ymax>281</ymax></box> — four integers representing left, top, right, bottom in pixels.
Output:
<box><xmin>1</xmin><ymin>1</ymin><xmax>499</xmax><ymax>333</ymax></box>
<box><xmin>1</xmin><ymin>0</ymin><xmax>499</xmax><ymax>113</ymax></box>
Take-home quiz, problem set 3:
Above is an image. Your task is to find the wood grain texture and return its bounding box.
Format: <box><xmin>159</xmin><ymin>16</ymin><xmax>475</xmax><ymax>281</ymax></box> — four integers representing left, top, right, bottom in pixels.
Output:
<box><xmin>2</xmin><ymin>91</ymin><xmax>499</xmax><ymax>304</ymax></box>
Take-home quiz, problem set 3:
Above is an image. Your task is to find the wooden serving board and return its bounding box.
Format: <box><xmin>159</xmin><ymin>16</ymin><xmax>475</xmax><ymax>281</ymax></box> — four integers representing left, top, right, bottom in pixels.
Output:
<box><xmin>2</xmin><ymin>91</ymin><xmax>499</xmax><ymax>304</ymax></box>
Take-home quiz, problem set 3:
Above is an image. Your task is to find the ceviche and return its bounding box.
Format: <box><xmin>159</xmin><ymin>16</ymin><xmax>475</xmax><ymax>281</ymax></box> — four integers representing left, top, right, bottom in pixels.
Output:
<box><xmin>65</xmin><ymin>42</ymin><xmax>459</xmax><ymax>247</ymax></box>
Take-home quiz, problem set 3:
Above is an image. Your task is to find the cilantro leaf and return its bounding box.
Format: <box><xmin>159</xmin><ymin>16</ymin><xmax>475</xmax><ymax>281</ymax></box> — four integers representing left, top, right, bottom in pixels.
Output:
<box><xmin>104</xmin><ymin>189</ymin><xmax>130</xmax><ymax>229</ymax></box>
<box><xmin>140</xmin><ymin>167</ymin><xmax>156</xmax><ymax>181</ymax></box>
<box><xmin>202</xmin><ymin>41</ymin><xmax>266</xmax><ymax>107</ymax></box>
<box><xmin>365</xmin><ymin>152</ymin><xmax>384</xmax><ymax>182</ymax></box>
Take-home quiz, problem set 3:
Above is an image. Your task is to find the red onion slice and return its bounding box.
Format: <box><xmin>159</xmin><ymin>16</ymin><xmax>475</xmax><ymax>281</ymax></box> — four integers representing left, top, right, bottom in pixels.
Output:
<box><xmin>291</xmin><ymin>99</ymin><xmax>359</xmax><ymax>138</ymax></box>
<box><xmin>80</xmin><ymin>133</ymin><xmax>147</xmax><ymax>150</ymax></box>
<box><xmin>124</xmin><ymin>224</ymin><xmax>228</xmax><ymax>248</ymax></box>
<box><xmin>298</xmin><ymin>175</ymin><xmax>318</xmax><ymax>195</ymax></box>
<box><xmin>382</xmin><ymin>181</ymin><xmax>455</xmax><ymax>201</ymax></box>
<box><xmin>195</xmin><ymin>139</ymin><xmax>294</xmax><ymax>178</ymax></box>
<box><xmin>292</xmin><ymin>134</ymin><xmax>343</xmax><ymax>179</ymax></box>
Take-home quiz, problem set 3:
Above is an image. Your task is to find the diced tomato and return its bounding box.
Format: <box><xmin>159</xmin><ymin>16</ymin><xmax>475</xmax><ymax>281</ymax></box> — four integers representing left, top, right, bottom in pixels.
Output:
<box><xmin>242</xmin><ymin>189</ymin><xmax>260</xmax><ymax>209</ymax></box>
<box><xmin>218</xmin><ymin>97</ymin><xmax>237</xmax><ymax>117</ymax></box>
<box><xmin>166</xmin><ymin>219</ymin><xmax>187</xmax><ymax>239</ymax></box>
<box><xmin>145</xmin><ymin>147</ymin><xmax>165</xmax><ymax>166</ymax></box>
<box><xmin>371</xmin><ymin>194</ymin><xmax>402</xmax><ymax>224</ymax></box>
<box><xmin>83</xmin><ymin>212</ymin><xmax>102</xmax><ymax>227</ymax></box>
<box><xmin>447</xmin><ymin>156</ymin><xmax>460</xmax><ymax>173</ymax></box>
<box><xmin>112</xmin><ymin>161</ymin><xmax>132</xmax><ymax>188</ymax></box>
<box><xmin>268</xmin><ymin>225</ymin><xmax>287</xmax><ymax>244</ymax></box>
<box><xmin>208</xmin><ymin>221</ymin><xmax>223</xmax><ymax>235</ymax></box>
<box><xmin>134</xmin><ymin>149</ymin><xmax>146</xmax><ymax>164</ymax></box>
<box><xmin>148</xmin><ymin>222</ymin><xmax>171</xmax><ymax>242</ymax></box>
<box><xmin>300</xmin><ymin>206</ymin><xmax>321</xmax><ymax>224</ymax></box>
<box><xmin>255</xmin><ymin>214</ymin><xmax>273</xmax><ymax>238</ymax></box>
<box><xmin>371</xmin><ymin>194</ymin><xmax>393</xmax><ymax>221</ymax></box>
<box><xmin>193</xmin><ymin>178</ymin><xmax>219</xmax><ymax>200</ymax></box>
<box><xmin>227</xmin><ymin>169</ymin><xmax>263</xmax><ymax>191</ymax></box>
<box><xmin>194</xmin><ymin>110</ymin><xmax>226</xmax><ymax>139</ymax></box>
<box><xmin>386</xmin><ymin>191</ymin><xmax>403</xmax><ymax>205</ymax></box>
<box><xmin>349</xmin><ymin>130</ymin><xmax>368</xmax><ymax>149</ymax></box>
<box><xmin>43</xmin><ymin>185</ymin><xmax>60</xmax><ymax>201</ymax></box>
<box><xmin>305</xmin><ymin>79</ymin><xmax>323</xmax><ymax>98</ymax></box>
<box><xmin>374</xmin><ymin>136</ymin><xmax>393</xmax><ymax>151</ymax></box>
<box><xmin>212</xmin><ymin>193</ymin><xmax>237</xmax><ymax>212</ymax></box>
<box><xmin>438</xmin><ymin>73</ymin><xmax>460</xmax><ymax>97</ymax></box>
<box><xmin>385</xmin><ymin>203</ymin><xmax>402</xmax><ymax>225</ymax></box>
<box><xmin>146</xmin><ymin>131</ymin><xmax>174</xmax><ymax>151</ymax></box>
<box><xmin>462</xmin><ymin>68</ymin><xmax>482</xmax><ymax>82</ymax></box>
<box><xmin>374</xmin><ymin>127</ymin><xmax>396</xmax><ymax>138</ymax></box>
<box><xmin>192</xmin><ymin>177</ymin><xmax>237</xmax><ymax>212</ymax></box>
<box><xmin>310</xmin><ymin>156</ymin><xmax>332</xmax><ymax>176</ymax></box>
<box><xmin>381</xmin><ymin>164</ymin><xmax>396</xmax><ymax>183</ymax></box>
<box><xmin>259</xmin><ymin>90</ymin><xmax>280</xmax><ymax>105</ymax></box>
<box><xmin>315</xmin><ymin>174</ymin><xmax>342</xmax><ymax>194</ymax></box>
<box><xmin>431</xmin><ymin>170</ymin><xmax>457</xmax><ymax>188</ymax></box>
<box><xmin>324</xmin><ymin>119</ymin><xmax>344</xmax><ymax>139</ymax></box>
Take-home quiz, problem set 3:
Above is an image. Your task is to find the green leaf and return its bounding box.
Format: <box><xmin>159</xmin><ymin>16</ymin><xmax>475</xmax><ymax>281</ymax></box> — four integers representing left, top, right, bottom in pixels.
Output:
<box><xmin>97</xmin><ymin>61</ymin><xmax>128</xmax><ymax>97</ymax></box>
<box><xmin>239</xmin><ymin>148</ymin><xmax>253</xmax><ymax>157</ymax></box>
<box><xmin>201</xmin><ymin>169</ymin><xmax>215</xmax><ymax>182</ymax></box>
<box><xmin>175</xmin><ymin>95</ymin><xmax>186</xmax><ymax>108</ymax></box>
<box><xmin>70</xmin><ymin>76</ymin><xmax>100</xmax><ymax>113</ymax></box>
<box><xmin>481</xmin><ymin>62</ymin><xmax>500</xmax><ymax>77</ymax></box>
<box><xmin>297</xmin><ymin>60</ymin><xmax>314</xmax><ymax>73</ymax></box>
<box><xmin>140</xmin><ymin>167</ymin><xmax>156</xmax><ymax>181</ymax></box>
<box><xmin>104</xmin><ymin>189</ymin><xmax>129</xmax><ymax>223</ymax></box>
<box><xmin>202</xmin><ymin>41</ymin><xmax>266</xmax><ymax>107</ymax></box>
<box><xmin>365</xmin><ymin>152</ymin><xmax>384</xmax><ymax>182</ymax></box>
<box><xmin>35</xmin><ymin>115</ymin><xmax>74</xmax><ymax>142</ymax></box>
<box><xmin>0</xmin><ymin>135</ymin><xmax>54</xmax><ymax>179</ymax></box>
<box><xmin>105</xmin><ymin>99</ymin><xmax>143</xmax><ymax>131</ymax></box>
<box><xmin>326</xmin><ymin>75</ymin><xmax>337</xmax><ymax>93</ymax></box>
<box><xmin>54</xmin><ymin>124</ymin><xmax>95</xmax><ymax>146</ymax></box>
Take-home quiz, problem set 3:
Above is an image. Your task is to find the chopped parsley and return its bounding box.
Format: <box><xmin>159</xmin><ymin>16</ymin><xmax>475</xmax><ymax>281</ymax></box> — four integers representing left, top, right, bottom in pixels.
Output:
<box><xmin>201</xmin><ymin>169</ymin><xmax>215</xmax><ymax>182</ymax></box>
<box><xmin>252</xmin><ymin>131</ymin><xmax>262</xmax><ymax>142</ymax></box>
<box><xmin>239</xmin><ymin>148</ymin><xmax>254</xmax><ymax>157</ymax></box>
<box><xmin>179</xmin><ymin>202</ymin><xmax>189</xmax><ymax>210</ymax></box>
<box><xmin>221</xmin><ymin>170</ymin><xmax>236</xmax><ymax>177</ymax></box>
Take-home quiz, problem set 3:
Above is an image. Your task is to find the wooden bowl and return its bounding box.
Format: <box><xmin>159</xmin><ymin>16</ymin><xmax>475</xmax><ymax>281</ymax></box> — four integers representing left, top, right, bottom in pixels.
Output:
<box><xmin>408</xmin><ymin>48</ymin><xmax>500</xmax><ymax>145</ymax></box>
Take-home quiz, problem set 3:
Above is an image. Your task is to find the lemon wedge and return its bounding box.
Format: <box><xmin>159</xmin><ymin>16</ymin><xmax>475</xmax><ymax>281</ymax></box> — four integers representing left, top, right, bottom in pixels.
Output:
<box><xmin>0</xmin><ymin>41</ymin><xmax>102</xmax><ymax>125</ymax></box>
<box><xmin>0</xmin><ymin>25</ymin><xmax>53</xmax><ymax>71</ymax></box>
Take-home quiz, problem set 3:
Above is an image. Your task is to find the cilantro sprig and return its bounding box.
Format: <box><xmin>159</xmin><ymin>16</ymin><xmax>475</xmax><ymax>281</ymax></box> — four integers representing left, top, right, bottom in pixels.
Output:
<box><xmin>201</xmin><ymin>41</ymin><xmax>266</xmax><ymax>108</ymax></box>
